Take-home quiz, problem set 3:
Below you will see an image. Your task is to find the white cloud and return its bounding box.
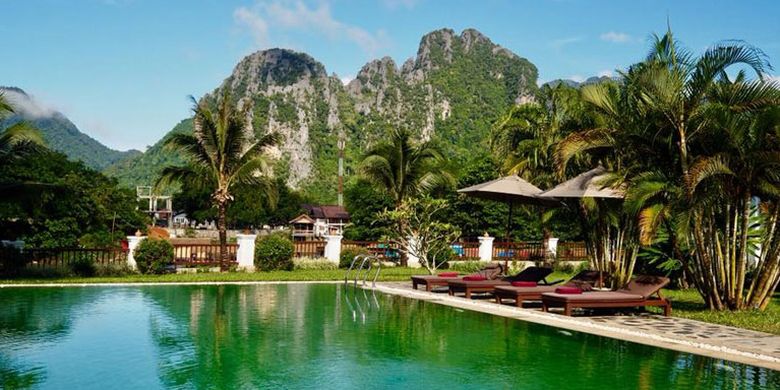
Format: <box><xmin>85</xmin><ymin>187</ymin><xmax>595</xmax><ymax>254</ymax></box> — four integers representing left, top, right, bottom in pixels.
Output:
<box><xmin>551</xmin><ymin>36</ymin><xmax>583</xmax><ymax>49</ymax></box>
<box><xmin>568</xmin><ymin>75</ymin><xmax>585</xmax><ymax>83</ymax></box>
<box><xmin>340</xmin><ymin>75</ymin><xmax>354</xmax><ymax>85</ymax></box>
<box><xmin>234</xmin><ymin>1</ymin><xmax>388</xmax><ymax>55</ymax></box>
<box><xmin>234</xmin><ymin>6</ymin><xmax>270</xmax><ymax>47</ymax></box>
<box><xmin>597</xmin><ymin>70</ymin><xmax>614</xmax><ymax>78</ymax></box>
<box><xmin>2</xmin><ymin>89</ymin><xmax>57</xmax><ymax>118</ymax></box>
<box><xmin>600</xmin><ymin>31</ymin><xmax>632</xmax><ymax>43</ymax></box>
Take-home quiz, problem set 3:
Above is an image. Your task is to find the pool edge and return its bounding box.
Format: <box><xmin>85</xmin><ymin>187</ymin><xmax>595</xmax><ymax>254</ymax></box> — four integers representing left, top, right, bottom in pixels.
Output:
<box><xmin>368</xmin><ymin>283</ymin><xmax>780</xmax><ymax>372</ymax></box>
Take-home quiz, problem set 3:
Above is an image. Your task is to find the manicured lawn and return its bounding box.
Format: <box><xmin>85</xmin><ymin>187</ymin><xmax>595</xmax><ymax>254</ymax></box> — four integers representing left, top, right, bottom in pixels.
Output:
<box><xmin>651</xmin><ymin>289</ymin><xmax>780</xmax><ymax>335</ymax></box>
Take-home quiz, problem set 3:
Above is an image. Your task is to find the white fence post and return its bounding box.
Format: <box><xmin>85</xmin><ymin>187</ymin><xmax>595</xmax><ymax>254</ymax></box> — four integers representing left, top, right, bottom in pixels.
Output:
<box><xmin>324</xmin><ymin>235</ymin><xmax>343</xmax><ymax>263</ymax></box>
<box><xmin>127</xmin><ymin>235</ymin><xmax>146</xmax><ymax>270</ymax></box>
<box><xmin>478</xmin><ymin>235</ymin><xmax>494</xmax><ymax>261</ymax></box>
<box><xmin>236</xmin><ymin>234</ymin><xmax>257</xmax><ymax>271</ymax></box>
<box><xmin>546</xmin><ymin>237</ymin><xmax>559</xmax><ymax>260</ymax></box>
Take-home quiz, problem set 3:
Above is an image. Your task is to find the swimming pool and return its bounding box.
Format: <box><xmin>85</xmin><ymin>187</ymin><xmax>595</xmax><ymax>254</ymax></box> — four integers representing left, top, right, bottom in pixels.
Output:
<box><xmin>0</xmin><ymin>284</ymin><xmax>777</xmax><ymax>389</ymax></box>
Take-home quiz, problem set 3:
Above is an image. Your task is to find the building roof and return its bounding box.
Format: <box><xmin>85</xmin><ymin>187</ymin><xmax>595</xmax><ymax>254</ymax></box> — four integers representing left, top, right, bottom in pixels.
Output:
<box><xmin>289</xmin><ymin>214</ymin><xmax>316</xmax><ymax>224</ymax></box>
<box><xmin>302</xmin><ymin>204</ymin><xmax>350</xmax><ymax>220</ymax></box>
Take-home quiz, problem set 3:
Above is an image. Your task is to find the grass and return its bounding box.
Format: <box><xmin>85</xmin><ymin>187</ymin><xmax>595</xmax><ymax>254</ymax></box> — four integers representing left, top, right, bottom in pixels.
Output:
<box><xmin>651</xmin><ymin>289</ymin><xmax>780</xmax><ymax>335</ymax></box>
<box><xmin>2</xmin><ymin>268</ymin><xmax>777</xmax><ymax>335</ymax></box>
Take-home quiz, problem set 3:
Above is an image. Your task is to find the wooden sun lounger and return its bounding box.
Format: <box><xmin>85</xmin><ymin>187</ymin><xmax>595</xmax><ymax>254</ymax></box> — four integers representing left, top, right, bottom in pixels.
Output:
<box><xmin>447</xmin><ymin>266</ymin><xmax>554</xmax><ymax>298</ymax></box>
<box><xmin>494</xmin><ymin>270</ymin><xmax>601</xmax><ymax>307</ymax></box>
<box><xmin>411</xmin><ymin>263</ymin><xmax>504</xmax><ymax>291</ymax></box>
<box><xmin>541</xmin><ymin>275</ymin><xmax>672</xmax><ymax>316</ymax></box>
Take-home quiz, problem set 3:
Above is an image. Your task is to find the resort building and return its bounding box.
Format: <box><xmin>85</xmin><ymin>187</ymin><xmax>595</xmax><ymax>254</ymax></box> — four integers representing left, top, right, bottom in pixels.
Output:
<box><xmin>290</xmin><ymin>205</ymin><xmax>350</xmax><ymax>240</ymax></box>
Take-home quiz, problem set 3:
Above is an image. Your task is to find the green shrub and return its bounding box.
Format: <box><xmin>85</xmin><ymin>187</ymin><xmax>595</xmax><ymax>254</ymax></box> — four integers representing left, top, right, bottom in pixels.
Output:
<box><xmin>134</xmin><ymin>238</ymin><xmax>174</xmax><ymax>274</ymax></box>
<box><xmin>70</xmin><ymin>255</ymin><xmax>96</xmax><ymax>277</ymax></box>
<box><xmin>255</xmin><ymin>233</ymin><xmax>294</xmax><ymax>271</ymax></box>
<box><xmin>340</xmin><ymin>247</ymin><xmax>370</xmax><ymax>269</ymax></box>
<box><xmin>448</xmin><ymin>261</ymin><xmax>485</xmax><ymax>274</ymax></box>
<box><xmin>294</xmin><ymin>257</ymin><xmax>338</xmax><ymax>270</ymax></box>
<box><xmin>95</xmin><ymin>263</ymin><xmax>136</xmax><ymax>277</ymax></box>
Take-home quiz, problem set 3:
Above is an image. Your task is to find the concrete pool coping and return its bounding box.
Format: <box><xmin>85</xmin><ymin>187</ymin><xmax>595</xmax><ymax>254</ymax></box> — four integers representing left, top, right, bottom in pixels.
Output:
<box><xmin>2</xmin><ymin>280</ymin><xmax>778</xmax><ymax>371</ymax></box>
<box><xmin>369</xmin><ymin>282</ymin><xmax>780</xmax><ymax>372</ymax></box>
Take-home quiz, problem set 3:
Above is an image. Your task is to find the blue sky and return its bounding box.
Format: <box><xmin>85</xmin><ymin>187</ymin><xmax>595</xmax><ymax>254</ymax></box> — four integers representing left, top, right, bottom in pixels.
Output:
<box><xmin>2</xmin><ymin>0</ymin><xmax>779</xmax><ymax>151</ymax></box>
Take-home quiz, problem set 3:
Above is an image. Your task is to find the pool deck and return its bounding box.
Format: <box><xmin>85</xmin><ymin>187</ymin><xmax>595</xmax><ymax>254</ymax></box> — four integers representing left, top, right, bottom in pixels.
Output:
<box><xmin>370</xmin><ymin>282</ymin><xmax>780</xmax><ymax>371</ymax></box>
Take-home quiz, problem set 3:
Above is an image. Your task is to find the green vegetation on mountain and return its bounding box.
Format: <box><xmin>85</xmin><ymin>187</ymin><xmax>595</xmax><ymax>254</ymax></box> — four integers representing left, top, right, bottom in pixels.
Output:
<box><xmin>0</xmin><ymin>87</ymin><xmax>138</xmax><ymax>171</ymax></box>
<box><xmin>103</xmin><ymin>119</ymin><xmax>191</xmax><ymax>187</ymax></box>
<box><xmin>104</xmin><ymin>28</ymin><xmax>539</xmax><ymax>203</ymax></box>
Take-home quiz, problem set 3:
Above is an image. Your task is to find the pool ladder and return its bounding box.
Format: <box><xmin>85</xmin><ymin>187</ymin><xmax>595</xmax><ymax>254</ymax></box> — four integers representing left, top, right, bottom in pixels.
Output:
<box><xmin>344</xmin><ymin>254</ymin><xmax>382</xmax><ymax>288</ymax></box>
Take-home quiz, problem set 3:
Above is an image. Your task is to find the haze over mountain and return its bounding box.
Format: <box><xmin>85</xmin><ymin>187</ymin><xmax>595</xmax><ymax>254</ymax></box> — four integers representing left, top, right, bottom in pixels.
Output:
<box><xmin>0</xmin><ymin>87</ymin><xmax>140</xmax><ymax>171</ymax></box>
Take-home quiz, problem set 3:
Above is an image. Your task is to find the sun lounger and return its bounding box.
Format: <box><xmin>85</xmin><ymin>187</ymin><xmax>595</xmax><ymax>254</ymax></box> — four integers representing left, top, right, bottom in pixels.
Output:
<box><xmin>541</xmin><ymin>275</ymin><xmax>671</xmax><ymax>316</ymax></box>
<box><xmin>447</xmin><ymin>266</ymin><xmax>554</xmax><ymax>298</ymax></box>
<box><xmin>493</xmin><ymin>270</ymin><xmax>601</xmax><ymax>307</ymax></box>
<box><xmin>411</xmin><ymin>262</ymin><xmax>504</xmax><ymax>291</ymax></box>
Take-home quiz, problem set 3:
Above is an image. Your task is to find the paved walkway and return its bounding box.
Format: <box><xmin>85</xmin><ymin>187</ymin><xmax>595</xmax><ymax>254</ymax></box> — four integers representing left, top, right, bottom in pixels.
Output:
<box><xmin>370</xmin><ymin>282</ymin><xmax>780</xmax><ymax>371</ymax></box>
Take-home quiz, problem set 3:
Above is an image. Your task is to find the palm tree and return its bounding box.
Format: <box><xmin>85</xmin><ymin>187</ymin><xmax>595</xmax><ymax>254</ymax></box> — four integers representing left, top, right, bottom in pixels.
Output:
<box><xmin>360</xmin><ymin>128</ymin><xmax>452</xmax><ymax>266</ymax></box>
<box><xmin>0</xmin><ymin>92</ymin><xmax>44</xmax><ymax>162</ymax></box>
<box><xmin>360</xmin><ymin>128</ymin><xmax>452</xmax><ymax>207</ymax></box>
<box><xmin>556</xmin><ymin>30</ymin><xmax>780</xmax><ymax>309</ymax></box>
<box><xmin>158</xmin><ymin>92</ymin><xmax>280</xmax><ymax>269</ymax></box>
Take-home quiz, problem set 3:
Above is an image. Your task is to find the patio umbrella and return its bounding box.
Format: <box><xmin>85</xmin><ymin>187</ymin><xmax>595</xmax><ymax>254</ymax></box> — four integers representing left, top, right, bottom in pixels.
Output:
<box><xmin>538</xmin><ymin>166</ymin><xmax>624</xmax><ymax>199</ymax></box>
<box><xmin>538</xmin><ymin>166</ymin><xmax>624</xmax><ymax>287</ymax></box>
<box><xmin>457</xmin><ymin>175</ymin><xmax>556</xmax><ymax>240</ymax></box>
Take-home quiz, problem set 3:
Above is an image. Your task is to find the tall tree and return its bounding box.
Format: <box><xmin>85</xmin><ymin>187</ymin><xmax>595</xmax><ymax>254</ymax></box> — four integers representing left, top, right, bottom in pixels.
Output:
<box><xmin>360</xmin><ymin>128</ymin><xmax>452</xmax><ymax>207</ymax></box>
<box><xmin>360</xmin><ymin>128</ymin><xmax>452</xmax><ymax>265</ymax></box>
<box><xmin>159</xmin><ymin>92</ymin><xmax>280</xmax><ymax>268</ymax></box>
<box><xmin>557</xmin><ymin>30</ymin><xmax>780</xmax><ymax>309</ymax></box>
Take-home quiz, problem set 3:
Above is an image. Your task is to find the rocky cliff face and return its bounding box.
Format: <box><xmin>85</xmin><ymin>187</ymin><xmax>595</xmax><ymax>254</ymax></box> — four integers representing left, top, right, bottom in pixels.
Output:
<box><xmin>214</xmin><ymin>49</ymin><xmax>347</xmax><ymax>188</ymax></box>
<box><xmin>106</xmin><ymin>28</ymin><xmax>539</xmax><ymax>201</ymax></box>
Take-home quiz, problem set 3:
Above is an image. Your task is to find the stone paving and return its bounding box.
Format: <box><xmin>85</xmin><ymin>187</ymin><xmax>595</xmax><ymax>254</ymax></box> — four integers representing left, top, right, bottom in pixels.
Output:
<box><xmin>371</xmin><ymin>282</ymin><xmax>780</xmax><ymax>371</ymax></box>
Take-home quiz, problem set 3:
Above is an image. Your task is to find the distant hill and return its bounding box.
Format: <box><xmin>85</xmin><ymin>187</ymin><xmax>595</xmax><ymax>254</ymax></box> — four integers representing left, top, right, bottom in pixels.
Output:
<box><xmin>106</xmin><ymin>28</ymin><xmax>540</xmax><ymax>201</ymax></box>
<box><xmin>103</xmin><ymin>118</ymin><xmax>191</xmax><ymax>187</ymax></box>
<box><xmin>542</xmin><ymin>75</ymin><xmax>619</xmax><ymax>89</ymax></box>
<box><xmin>0</xmin><ymin>87</ymin><xmax>140</xmax><ymax>170</ymax></box>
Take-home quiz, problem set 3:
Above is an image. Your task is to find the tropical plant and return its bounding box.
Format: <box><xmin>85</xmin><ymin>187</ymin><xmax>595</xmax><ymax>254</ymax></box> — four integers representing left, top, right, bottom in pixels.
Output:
<box><xmin>254</xmin><ymin>233</ymin><xmax>294</xmax><ymax>271</ymax></box>
<box><xmin>377</xmin><ymin>197</ymin><xmax>460</xmax><ymax>275</ymax></box>
<box><xmin>360</xmin><ymin>128</ymin><xmax>453</xmax><ymax>207</ymax></box>
<box><xmin>158</xmin><ymin>92</ymin><xmax>280</xmax><ymax>269</ymax></box>
<box><xmin>134</xmin><ymin>238</ymin><xmax>174</xmax><ymax>274</ymax></box>
<box><xmin>556</xmin><ymin>29</ymin><xmax>780</xmax><ymax>309</ymax></box>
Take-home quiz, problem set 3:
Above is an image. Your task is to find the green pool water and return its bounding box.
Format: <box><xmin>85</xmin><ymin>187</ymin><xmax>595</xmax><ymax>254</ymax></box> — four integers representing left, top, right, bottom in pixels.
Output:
<box><xmin>0</xmin><ymin>284</ymin><xmax>777</xmax><ymax>389</ymax></box>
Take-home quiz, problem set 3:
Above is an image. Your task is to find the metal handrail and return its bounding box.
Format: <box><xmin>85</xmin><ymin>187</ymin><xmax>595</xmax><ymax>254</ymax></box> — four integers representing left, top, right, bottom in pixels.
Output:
<box><xmin>344</xmin><ymin>254</ymin><xmax>369</xmax><ymax>285</ymax></box>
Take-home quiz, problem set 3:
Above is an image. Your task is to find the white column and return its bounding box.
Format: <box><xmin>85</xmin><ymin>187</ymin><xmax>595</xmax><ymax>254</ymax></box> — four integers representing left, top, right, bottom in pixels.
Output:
<box><xmin>546</xmin><ymin>237</ymin><xmax>559</xmax><ymax>259</ymax></box>
<box><xmin>478</xmin><ymin>235</ymin><xmax>494</xmax><ymax>261</ymax></box>
<box><xmin>324</xmin><ymin>234</ymin><xmax>343</xmax><ymax>263</ymax></box>
<box><xmin>236</xmin><ymin>234</ymin><xmax>257</xmax><ymax>271</ymax></box>
<box><xmin>127</xmin><ymin>236</ymin><xmax>146</xmax><ymax>270</ymax></box>
<box><xmin>406</xmin><ymin>235</ymin><xmax>421</xmax><ymax>268</ymax></box>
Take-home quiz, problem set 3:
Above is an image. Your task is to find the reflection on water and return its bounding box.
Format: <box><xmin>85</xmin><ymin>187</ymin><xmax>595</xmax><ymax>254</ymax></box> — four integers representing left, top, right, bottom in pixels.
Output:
<box><xmin>0</xmin><ymin>284</ymin><xmax>778</xmax><ymax>389</ymax></box>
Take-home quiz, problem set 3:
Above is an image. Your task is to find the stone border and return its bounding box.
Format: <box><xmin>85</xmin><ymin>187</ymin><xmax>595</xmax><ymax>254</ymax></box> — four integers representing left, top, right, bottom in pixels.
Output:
<box><xmin>369</xmin><ymin>283</ymin><xmax>780</xmax><ymax>371</ymax></box>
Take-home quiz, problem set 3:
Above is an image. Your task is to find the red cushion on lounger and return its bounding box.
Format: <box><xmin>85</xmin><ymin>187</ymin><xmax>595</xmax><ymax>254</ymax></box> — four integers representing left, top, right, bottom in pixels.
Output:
<box><xmin>511</xmin><ymin>281</ymin><xmax>537</xmax><ymax>287</ymax></box>
<box><xmin>555</xmin><ymin>287</ymin><xmax>583</xmax><ymax>294</ymax></box>
<box><xmin>462</xmin><ymin>275</ymin><xmax>486</xmax><ymax>281</ymax></box>
<box><xmin>438</xmin><ymin>272</ymin><xmax>459</xmax><ymax>277</ymax></box>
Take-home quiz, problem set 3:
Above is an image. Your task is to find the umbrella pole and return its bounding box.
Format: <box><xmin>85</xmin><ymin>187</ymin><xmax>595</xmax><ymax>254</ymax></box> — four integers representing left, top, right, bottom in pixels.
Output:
<box><xmin>506</xmin><ymin>202</ymin><xmax>513</xmax><ymax>241</ymax></box>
